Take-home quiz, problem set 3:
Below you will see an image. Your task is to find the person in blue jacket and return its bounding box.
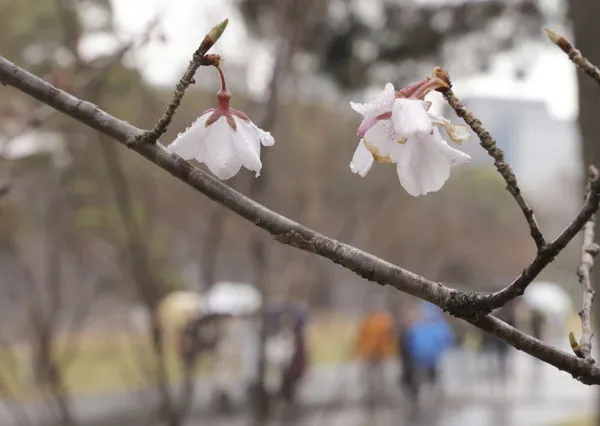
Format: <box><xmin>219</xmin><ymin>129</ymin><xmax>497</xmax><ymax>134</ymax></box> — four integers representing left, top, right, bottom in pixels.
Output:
<box><xmin>402</xmin><ymin>302</ymin><xmax>455</xmax><ymax>402</ymax></box>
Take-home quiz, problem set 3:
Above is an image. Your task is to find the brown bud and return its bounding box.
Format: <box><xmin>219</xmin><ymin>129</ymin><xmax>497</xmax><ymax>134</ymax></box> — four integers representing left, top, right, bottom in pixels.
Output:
<box><xmin>200</xmin><ymin>18</ymin><xmax>229</xmax><ymax>53</ymax></box>
<box><xmin>569</xmin><ymin>331</ymin><xmax>584</xmax><ymax>358</ymax></box>
<box><xmin>543</xmin><ymin>27</ymin><xmax>573</xmax><ymax>55</ymax></box>
<box><xmin>432</xmin><ymin>67</ymin><xmax>451</xmax><ymax>91</ymax></box>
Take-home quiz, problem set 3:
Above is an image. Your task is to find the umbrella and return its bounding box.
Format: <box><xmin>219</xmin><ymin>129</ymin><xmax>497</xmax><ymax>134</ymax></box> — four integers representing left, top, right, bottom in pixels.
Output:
<box><xmin>205</xmin><ymin>281</ymin><xmax>262</xmax><ymax>316</ymax></box>
<box><xmin>523</xmin><ymin>281</ymin><xmax>573</xmax><ymax>316</ymax></box>
<box><xmin>158</xmin><ymin>290</ymin><xmax>206</xmax><ymax>331</ymax></box>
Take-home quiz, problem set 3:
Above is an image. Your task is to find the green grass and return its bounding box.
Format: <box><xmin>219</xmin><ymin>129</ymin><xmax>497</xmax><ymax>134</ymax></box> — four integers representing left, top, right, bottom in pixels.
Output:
<box><xmin>0</xmin><ymin>314</ymin><xmax>357</xmax><ymax>400</ymax></box>
<box><xmin>559</xmin><ymin>419</ymin><xmax>594</xmax><ymax>426</ymax></box>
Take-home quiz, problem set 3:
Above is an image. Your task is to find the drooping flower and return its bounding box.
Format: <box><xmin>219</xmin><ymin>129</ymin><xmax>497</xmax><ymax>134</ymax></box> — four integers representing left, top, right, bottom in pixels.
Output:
<box><xmin>349</xmin><ymin>74</ymin><xmax>471</xmax><ymax>196</ymax></box>
<box><xmin>167</xmin><ymin>67</ymin><xmax>274</xmax><ymax>180</ymax></box>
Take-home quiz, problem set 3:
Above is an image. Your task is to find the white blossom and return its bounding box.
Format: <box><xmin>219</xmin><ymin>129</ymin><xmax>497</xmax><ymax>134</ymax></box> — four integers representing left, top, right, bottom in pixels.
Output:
<box><xmin>349</xmin><ymin>83</ymin><xmax>471</xmax><ymax>196</ymax></box>
<box><xmin>167</xmin><ymin>111</ymin><xmax>274</xmax><ymax>180</ymax></box>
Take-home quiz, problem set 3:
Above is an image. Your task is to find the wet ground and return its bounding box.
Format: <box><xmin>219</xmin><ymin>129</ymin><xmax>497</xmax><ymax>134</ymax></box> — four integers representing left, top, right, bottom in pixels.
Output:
<box><xmin>2</xmin><ymin>338</ymin><xmax>595</xmax><ymax>426</ymax></box>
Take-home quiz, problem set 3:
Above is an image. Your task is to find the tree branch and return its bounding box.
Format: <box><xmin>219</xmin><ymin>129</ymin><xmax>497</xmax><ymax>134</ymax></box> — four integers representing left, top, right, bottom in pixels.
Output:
<box><xmin>136</xmin><ymin>19</ymin><xmax>229</xmax><ymax>144</ymax></box>
<box><xmin>0</xmin><ymin>15</ymin><xmax>160</xmax><ymax>155</ymax></box>
<box><xmin>2</xmin><ymin>54</ymin><xmax>600</xmax><ymax>383</ymax></box>
<box><xmin>440</xmin><ymin>86</ymin><xmax>546</xmax><ymax>250</ymax></box>
<box><xmin>575</xmin><ymin>165</ymin><xmax>600</xmax><ymax>362</ymax></box>
<box><xmin>545</xmin><ymin>28</ymin><xmax>600</xmax><ymax>87</ymax></box>
<box><xmin>476</xmin><ymin>174</ymin><xmax>600</xmax><ymax>311</ymax></box>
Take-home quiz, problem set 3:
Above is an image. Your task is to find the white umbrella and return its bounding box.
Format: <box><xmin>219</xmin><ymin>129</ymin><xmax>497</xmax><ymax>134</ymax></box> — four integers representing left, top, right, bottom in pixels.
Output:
<box><xmin>523</xmin><ymin>281</ymin><xmax>573</xmax><ymax>315</ymax></box>
<box><xmin>205</xmin><ymin>281</ymin><xmax>262</xmax><ymax>316</ymax></box>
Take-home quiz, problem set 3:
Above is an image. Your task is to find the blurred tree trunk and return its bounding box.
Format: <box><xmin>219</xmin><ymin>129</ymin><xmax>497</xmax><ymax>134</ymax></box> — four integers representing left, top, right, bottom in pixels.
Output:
<box><xmin>570</xmin><ymin>1</ymin><xmax>600</xmax><ymax>423</ymax></box>
<box><xmin>247</xmin><ymin>3</ymin><xmax>302</xmax><ymax>422</ymax></box>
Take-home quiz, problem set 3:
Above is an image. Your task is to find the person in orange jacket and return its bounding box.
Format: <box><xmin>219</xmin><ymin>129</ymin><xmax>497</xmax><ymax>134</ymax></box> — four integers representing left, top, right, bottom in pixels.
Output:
<box><xmin>353</xmin><ymin>302</ymin><xmax>397</xmax><ymax>407</ymax></box>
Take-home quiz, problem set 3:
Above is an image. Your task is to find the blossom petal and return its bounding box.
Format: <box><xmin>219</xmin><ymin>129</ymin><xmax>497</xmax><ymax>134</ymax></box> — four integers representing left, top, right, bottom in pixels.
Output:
<box><xmin>166</xmin><ymin>113</ymin><xmax>211</xmax><ymax>159</ymax></box>
<box><xmin>392</xmin><ymin>98</ymin><xmax>432</xmax><ymax>136</ymax></box>
<box><xmin>357</xmin><ymin>116</ymin><xmax>378</xmax><ymax>138</ymax></box>
<box><xmin>350</xmin><ymin>141</ymin><xmax>375</xmax><ymax>177</ymax></box>
<box><xmin>444</xmin><ymin>123</ymin><xmax>471</xmax><ymax>144</ymax></box>
<box><xmin>350</xmin><ymin>101</ymin><xmax>368</xmax><ymax>116</ymax></box>
<box><xmin>395</xmin><ymin>129</ymin><xmax>470</xmax><ymax>196</ymax></box>
<box><xmin>200</xmin><ymin>118</ymin><xmax>243</xmax><ymax>180</ymax></box>
<box><xmin>234</xmin><ymin>119</ymin><xmax>264</xmax><ymax>176</ymax></box>
<box><xmin>258</xmin><ymin>128</ymin><xmax>275</xmax><ymax>146</ymax></box>
<box><xmin>350</xmin><ymin>82</ymin><xmax>395</xmax><ymax>119</ymax></box>
<box><xmin>363</xmin><ymin>120</ymin><xmax>403</xmax><ymax>162</ymax></box>
<box><xmin>428</xmin><ymin>113</ymin><xmax>471</xmax><ymax>144</ymax></box>
<box><xmin>235</xmin><ymin>117</ymin><xmax>275</xmax><ymax>147</ymax></box>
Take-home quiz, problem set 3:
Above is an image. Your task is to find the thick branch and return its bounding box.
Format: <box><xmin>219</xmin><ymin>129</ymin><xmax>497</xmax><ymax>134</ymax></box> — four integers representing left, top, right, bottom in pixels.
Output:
<box><xmin>441</xmin><ymin>87</ymin><xmax>546</xmax><ymax>250</ymax></box>
<box><xmin>472</xmin><ymin>314</ymin><xmax>599</xmax><ymax>384</ymax></box>
<box><xmin>1</xmin><ymin>16</ymin><xmax>160</xmax><ymax>153</ymax></box>
<box><xmin>2</xmin><ymin>55</ymin><xmax>600</xmax><ymax>383</ymax></box>
<box><xmin>576</xmin><ymin>166</ymin><xmax>600</xmax><ymax>362</ymax></box>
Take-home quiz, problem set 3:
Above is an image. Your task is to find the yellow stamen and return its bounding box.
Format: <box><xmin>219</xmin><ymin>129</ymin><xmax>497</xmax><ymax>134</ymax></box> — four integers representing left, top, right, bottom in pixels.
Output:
<box><xmin>363</xmin><ymin>140</ymin><xmax>393</xmax><ymax>163</ymax></box>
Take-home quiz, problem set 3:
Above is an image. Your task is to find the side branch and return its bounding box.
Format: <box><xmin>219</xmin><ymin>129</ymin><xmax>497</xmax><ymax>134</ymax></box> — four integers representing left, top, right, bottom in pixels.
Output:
<box><xmin>138</xmin><ymin>19</ymin><xmax>228</xmax><ymax>144</ymax></box>
<box><xmin>545</xmin><ymin>28</ymin><xmax>600</xmax><ymax>87</ymax></box>
<box><xmin>576</xmin><ymin>166</ymin><xmax>600</xmax><ymax>362</ymax></box>
<box><xmin>441</xmin><ymin>87</ymin><xmax>546</xmax><ymax>250</ymax></box>
<box><xmin>479</xmin><ymin>173</ymin><xmax>600</xmax><ymax>311</ymax></box>
<box><xmin>2</xmin><ymin>54</ymin><xmax>600</xmax><ymax>383</ymax></box>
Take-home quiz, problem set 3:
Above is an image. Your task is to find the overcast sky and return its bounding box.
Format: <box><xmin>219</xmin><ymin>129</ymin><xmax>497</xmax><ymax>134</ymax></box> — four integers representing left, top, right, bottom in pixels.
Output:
<box><xmin>103</xmin><ymin>0</ymin><xmax>577</xmax><ymax>121</ymax></box>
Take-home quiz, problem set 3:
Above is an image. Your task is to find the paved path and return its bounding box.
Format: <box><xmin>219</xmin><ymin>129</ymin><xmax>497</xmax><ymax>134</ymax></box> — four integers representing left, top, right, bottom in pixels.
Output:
<box><xmin>1</xmin><ymin>339</ymin><xmax>595</xmax><ymax>425</ymax></box>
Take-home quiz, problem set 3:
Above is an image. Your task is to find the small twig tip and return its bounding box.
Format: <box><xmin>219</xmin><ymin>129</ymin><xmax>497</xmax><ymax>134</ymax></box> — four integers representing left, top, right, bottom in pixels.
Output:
<box><xmin>209</xmin><ymin>18</ymin><xmax>229</xmax><ymax>43</ymax></box>
<box><xmin>544</xmin><ymin>28</ymin><xmax>561</xmax><ymax>44</ymax></box>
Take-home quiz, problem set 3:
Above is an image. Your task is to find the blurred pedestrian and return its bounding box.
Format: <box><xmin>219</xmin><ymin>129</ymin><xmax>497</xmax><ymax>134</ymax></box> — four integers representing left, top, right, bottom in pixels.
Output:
<box><xmin>530</xmin><ymin>307</ymin><xmax>546</xmax><ymax>393</ymax></box>
<box><xmin>403</xmin><ymin>302</ymin><xmax>455</xmax><ymax>404</ymax></box>
<box><xmin>280</xmin><ymin>306</ymin><xmax>308</xmax><ymax>404</ymax></box>
<box><xmin>353</xmin><ymin>301</ymin><xmax>397</xmax><ymax>409</ymax></box>
<box><xmin>396</xmin><ymin>305</ymin><xmax>418</xmax><ymax>401</ymax></box>
<box><xmin>481</xmin><ymin>300</ymin><xmax>517</xmax><ymax>391</ymax></box>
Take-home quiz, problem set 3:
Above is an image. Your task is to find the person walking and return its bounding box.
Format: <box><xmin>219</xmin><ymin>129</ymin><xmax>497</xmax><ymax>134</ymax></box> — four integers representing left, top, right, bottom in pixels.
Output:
<box><xmin>403</xmin><ymin>302</ymin><xmax>455</xmax><ymax>405</ymax></box>
<box><xmin>353</xmin><ymin>302</ymin><xmax>397</xmax><ymax>409</ymax></box>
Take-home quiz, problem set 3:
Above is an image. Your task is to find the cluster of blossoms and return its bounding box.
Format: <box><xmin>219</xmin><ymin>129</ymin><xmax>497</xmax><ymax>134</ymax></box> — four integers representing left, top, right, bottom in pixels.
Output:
<box><xmin>349</xmin><ymin>73</ymin><xmax>471</xmax><ymax>196</ymax></box>
<box><xmin>167</xmin><ymin>67</ymin><xmax>471</xmax><ymax>196</ymax></box>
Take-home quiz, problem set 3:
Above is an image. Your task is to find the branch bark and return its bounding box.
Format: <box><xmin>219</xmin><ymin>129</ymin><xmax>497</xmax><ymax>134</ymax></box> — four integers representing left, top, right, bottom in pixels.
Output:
<box><xmin>575</xmin><ymin>166</ymin><xmax>600</xmax><ymax>362</ymax></box>
<box><xmin>2</xmin><ymin>55</ymin><xmax>600</xmax><ymax>383</ymax></box>
<box><xmin>441</xmin><ymin>86</ymin><xmax>545</xmax><ymax>250</ymax></box>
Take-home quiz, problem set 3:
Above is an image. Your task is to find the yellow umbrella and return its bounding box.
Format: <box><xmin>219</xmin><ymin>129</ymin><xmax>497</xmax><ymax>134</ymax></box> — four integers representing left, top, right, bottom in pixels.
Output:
<box><xmin>158</xmin><ymin>291</ymin><xmax>206</xmax><ymax>333</ymax></box>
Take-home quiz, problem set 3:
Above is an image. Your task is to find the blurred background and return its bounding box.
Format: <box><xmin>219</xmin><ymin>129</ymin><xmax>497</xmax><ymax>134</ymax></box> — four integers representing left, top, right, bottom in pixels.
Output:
<box><xmin>0</xmin><ymin>0</ymin><xmax>598</xmax><ymax>425</ymax></box>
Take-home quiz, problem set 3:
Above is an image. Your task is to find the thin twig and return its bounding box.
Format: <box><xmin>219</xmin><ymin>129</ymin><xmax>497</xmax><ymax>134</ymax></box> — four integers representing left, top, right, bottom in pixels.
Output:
<box><xmin>2</xmin><ymin>56</ymin><xmax>600</xmax><ymax>383</ymax></box>
<box><xmin>575</xmin><ymin>165</ymin><xmax>600</xmax><ymax>362</ymax></box>
<box><xmin>136</xmin><ymin>19</ymin><xmax>229</xmax><ymax>144</ymax></box>
<box><xmin>478</xmin><ymin>173</ymin><xmax>600</xmax><ymax>311</ymax></box>
<box><xmin>545</xmin><ymin>28</ymin><xmax>600</xmax><ymax>87</ymax></box>
<box><xmin>440</xmin><ymin>86</ymin><xmax>546</xmax><ymax>251</ymax></box>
